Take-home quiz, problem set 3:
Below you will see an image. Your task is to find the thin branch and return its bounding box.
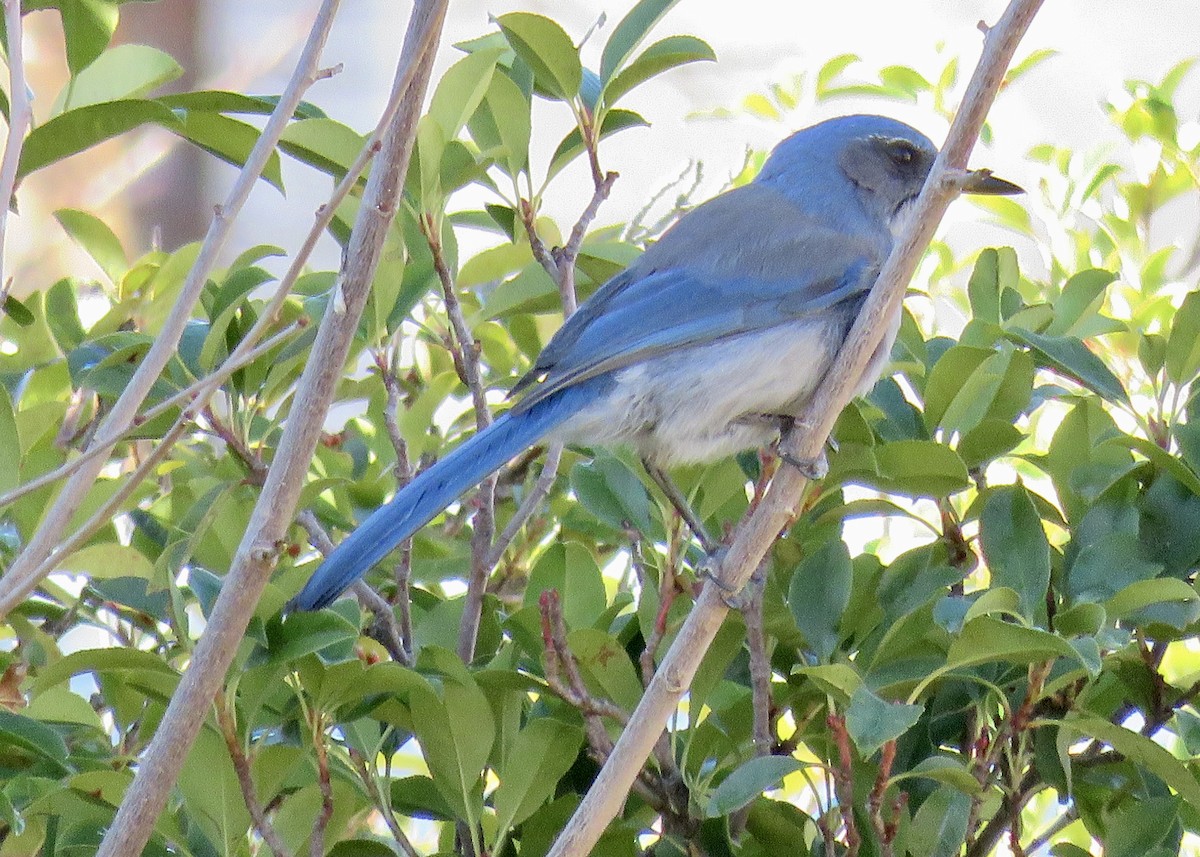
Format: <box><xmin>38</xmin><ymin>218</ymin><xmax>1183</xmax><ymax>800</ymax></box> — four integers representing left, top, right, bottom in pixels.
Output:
<box><xmin>348</xmin><ymin>748</ymin><xmax>420</xmax><ymax>857</ymax></box>
<box><xmin>95</xmin><ymin>2</ymin><xmax>448</xmax><ymax>853</ymax></box>
<box><xmin>0</xmin><ymin>0</ymin><xmax>32</xmax><ymax>293</ymax></box>
<box><xmin>215</xmin><ymin>692</ymin><xmax>290</xmax><ymax>857</ymax></box>
<box><xmin>483</xmin><ymin>443</ymin><xmax>562</xmax><ymax>569</ymax></box>
<box><xmin>545</xmin><ymin>4</ymin><xmax>1046</xmax><ymax>855</ymax></box>
<box><xmin>310</xmin><ymin>712</ymin><xmax>334</xmax><ymax>857</ymax></box>
<box><xmin>295</xmin><ymin>509</ymin><xmax>412</xmax><ymax>666</ymax></box>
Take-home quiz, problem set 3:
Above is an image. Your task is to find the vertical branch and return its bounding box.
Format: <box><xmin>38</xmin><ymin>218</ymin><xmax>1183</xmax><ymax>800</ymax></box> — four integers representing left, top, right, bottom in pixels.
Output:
<box><xmin>0</xmin><ymin>0</ymin><xmax>31</xmax><ymax>294</ymax></box>
<box><xmin>545</xmin><ymin>4</ymin><xmax>1046</xmax><ymax>855</ymax></box>
<box><xmin>310</xmin><ymin>711</ymin><xmax>334</xmax><ymax>857</ymax></box>
<box><xmin>95</xmin><ymin>2</ymin><xmax>449</xmax><ymax>853</ymax></box>
<box><xmin>215</xmin><ymin>692</ymin><xmax>290</xmax><ymax>857</ymax></box>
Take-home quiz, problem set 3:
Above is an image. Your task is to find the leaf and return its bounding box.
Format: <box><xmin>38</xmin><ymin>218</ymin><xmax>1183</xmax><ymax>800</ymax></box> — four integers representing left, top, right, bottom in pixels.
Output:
<box><xmin>18</xmin><ymin>99</ymin><xmax>182</xmax><ymax>179</ymax></box>
<box><xmin>53</xmin><ymin>43</ymin><xmax>182</xmax><ymax>113</ymax></box>
<box><xmin>980</xmin><ymin>484</ymin><xmax>1050</xmax><ymax>620</ymax></box>
<box><xmin>54</xmin><ymin>543</ymin><xmax>154</xmax><ymax>581</ymax></box>
<box><xmin>967</xmin><ymin>247</ymin><xmax>1002</xmax><ymax>323</ymax></box>
<box><xmin>172</xmin><ymin>110</ymin><xmax>284</xmax><ymax>191</ymax></box>
<box><xmin>54</xmin><ymin>209</ymin><xmax>128</xmax><ymax>283</ymax></box>
<box><xmin>874</xmin><ymin>440</ymin><xmax>970</xmax><ymax>497</ymax></box>
<box><xmin>1105</xmin><ymin>577</ymin><xmax>1199</xmax><ymax>620</ymax></box>
<box><xmin>909</xmin><ymin>787</ymin><xmax>972</xmax><ymax>857</ymax></box>
<box><xmin>1167</xmin><ymin>290</ymin><xmax>1200</xmax><ymax>385</ymax></box>
<box><xmin>0</xmin><ymin>385</ymin><xmax>17</xmax><ymax>494</ymax></box>
<box><xmin>845</xmin><ymin>685</ymin><xmax>923</xmax><ymax>756</ymax></box>
<box><xmin>496</xmin><ymin>13</ymin><xmax>581</xmax><ymax>101</ymax></box>
<box><xmin>1045</xmin><ymin>268</ymin><xmax>1117</xmax><ymax>337</ymax></box>
<box><xmin>428</xmin><ymin>47</ymin><xmax>504</xmax><ymax>139</ymax></box>
<box><xmin>1060</xmin><ymin>713</ymin><xmax>1200</xmax><ymax>810</ymax></box>
<box><xmin>706</xmin><ymin>756</ymin><xmax>804</xmax><ymax>817</ymax></box>
<box><xmin>278</xmin><ymin>117</ymin><xmax>365</xmax><ymax>179</ymax></box>
<box><xmin>467</xmin><ymin>70</ymin><xmax>531</xmax><ymax>177</ymax></box>
<box><xmin>1008</xmin><ymin>328</ymin><xmax>1129</xmax><ymax>405</ymax></box>
<box><xmin>410</xmin><ymin>666</ymin><xmax>494</xmax><ymax>824</ymax></box>
<box><xmin>600</xmin><ymin>0</ymin><xmax>682</xmax><ymax>83</ymax></box>
<box><xmin>35</xmin><ymin>0</ymin><xmax>121</xmax><ymax>75</ymax></box>
<box><xmin>942</xmin><ymin>616</ymin><xmax>1091</xmax><ymax>677</ymax></box>
<box><xmin>603</xmin><ymin>35</ymin><xmax>715</xmax><ymax>105</ymax></box>
<box><xmin>492</xmin><ymin>720</ymin><xmax>583</xmax><ymax>837</ymax></box>
<box><xmin>1103</xmin><ymin>796</ymin><xmax>1180</xmax><ymax>857</ymax></box>
<box><xmin>891</xmin><ymin>755</ymin><xmax>983</xmax><ymax>795</ymax></box>
<box><xmin>787</xmin><ymin>538</ymin><xmax>851</xmax><ymax>663</ymax></box>
<box><xmin>1</xmin><ymin>294</ymin><xmax>32</xmax><ymax>327</ymax></box>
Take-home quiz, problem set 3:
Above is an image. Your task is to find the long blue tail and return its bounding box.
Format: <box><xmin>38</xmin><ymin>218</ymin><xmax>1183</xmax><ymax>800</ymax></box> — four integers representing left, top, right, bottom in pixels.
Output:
<box><xmin>288</xmin><ymin>385</ymin><xmax>588</xmax><ymax>611</ymax></box>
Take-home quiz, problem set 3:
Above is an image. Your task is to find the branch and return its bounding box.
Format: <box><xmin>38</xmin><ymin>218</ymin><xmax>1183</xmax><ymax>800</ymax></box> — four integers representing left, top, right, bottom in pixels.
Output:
<box><xmin>0</xmin><ymin>0</ymin><xmax>32</xmax><ymax>293</ymax></box>
<box><xmin>95</xmin><ymin>2</ymin><xmax>449</xmax><ymax>853</ymax></box>
<box><xmin>545</xmin><ymin>3</ymin><xmax>1046</xmax><ymax>855</ymax></box>
<box><xmin>216</xmin><ymin>692</ymin><xmax>290</xmax><ymax>857</ymax></box>
<box><xmin>0</xmin><ymin>0</ymin><xmax>341</xmax><ymax>616</ymax></box>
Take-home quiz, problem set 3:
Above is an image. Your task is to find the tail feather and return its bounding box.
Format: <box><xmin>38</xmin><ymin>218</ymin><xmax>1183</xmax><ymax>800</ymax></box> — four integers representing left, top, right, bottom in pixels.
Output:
<box><xmin>288</xmin><ymin>386</ymin><xmax>584</xmax><ymax>611</ymax></box>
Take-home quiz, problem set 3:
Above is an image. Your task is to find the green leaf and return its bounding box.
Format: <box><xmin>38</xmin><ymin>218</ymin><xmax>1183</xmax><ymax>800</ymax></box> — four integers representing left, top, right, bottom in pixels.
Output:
<box><xmin>54</xmin><ymin>209</ymin><xmax>128</xmax><ymax>283</ymax></box>
<box><xmin>1045</xmin><ymin>268</ymin><xmax>1117</xmax><ymax>337</ymax></box>
<box><xmin>600</xmin><ymin>0</ymin><xmax>682</xmax><ymax>83</ymax></box>
<box><xmin>706</xmin><ymin>756</ymin><xmax>804</xmax><ymax>817</ymax></box>
<box><xmin>941</xmin><ymin>616</ymin><xmax>1090</xmax><ymax>678</ymax></box>
<box><xmin>0</xmin><ymin>385</ymin><xmax>18</xmax><ymax>494</ymax></box>
<box><xmin>1061</xmin><ymin>713</ymin><xmax>1200</xmax><ymax>810</ymax></box>
<box><xmin>410</xmin><ymin>665</ymin><xmax>494</xmax><ymax>824</ymax></box>
<box><xmin>1103</xmin><ymin>796</ymin><xmax>1180</xmax><ymax>857</ymax></box>
<box><xmin>891</xmin><ymin>755</ymin><xmax>983</xmax><ymax>795</ymax></box>
<box><xmin>467</xmin><ymin>70</ymin><xmax>531</xmax><ymax>177</ymax></box>
<box><xmin>603</xmin><ymin>35</ymin><xmax>715</xmax><ymax>105</ymax></box>
<box><xmin>547</xmin><ymin>108</ymin><xmax>647</xmax><ymax>181</ymax></box>
<box><xmin>172</xmin><ymin>110</ymin><xmax>284</xmax><ymax>191</ymax></box>
<box><xmin>875</xmin><ymin>440</ymin><xmax>970</xmax><ymax>497</ymax></box>
<box><xmin>524</xmin><ymin>542</ymin><xmax>607</xmax><ymax>629</ymax></box>
<box><xmin>36</xmin><ymin>0</ymin><xmax>121</xmax><ymax>75</ymax></box>
<box><xmin>18</xmin><ymin>99</ymin><xmax>182</xmax><ymax>179</ymax></box>
<box><xmin>1</xmin><ymin>294</ymin><xmax>33</xmax><ymax>326</ymax></box>
<box><xmin>492</xmin><ymin>720</ymin><xmax>583</xmax><ymax>838</ymax></box>
<box><xmin>269</xmin><ymin>611</ymin><xmax>360</xmax><ymax>664</ymax></box>
<box><xmin>567</xmin><ymin>628</ymin><xmax>644</xmax><ymax>710</ymax></box>
<box><xmin>967</xmin><ymin>248</ymin><xmax>1002</xmax><ymax>323</ymax></box>
<box><xmin>496</xmin><ymin>13</ymin><xmax>582</xmax><ymax>101</ymax></box>
<box><xmin>54</xmin><ymin>43</ymin><xmax>182</xmax><ymax>113</ymax></box>
<box><xmin>54</xmin><ymin>543</ymin><xmax>154</xmax><ymax>581</ymax></box>
<box><xmin>1008</xmin><ymin>328</ymin><xmax>1129</xmax><ymax>405</ymax></box>
<box><xmin>908</xmin><ymin>787</ymin><xmax>971</xmax><ymax>857</ymax></box>
<box><xmin>429</xmin><ymin>47</ymin><xmax>504</xmax><ymax>139</ymax></box>
<box><xmin>787</xmin><ymin>538</ymin><xmax>851</xmax><ymax>663</ymax></box>
<box><xmin>980</xmin><ymin>484</ymin><xmax>1050</xmax><ymax>620</ymax></box>
<box><xmin>278</xmin><ymin>117</ymin><xmax>365</xmax><ymax>179</ymax></box>
<box><xmin>1167</xmin><ymin>290</ymin><xmax>1200</xmax><ymax>385</ymax></box>
<box><xmin>845</xmin><ymin>685</ymin><xmax>923</xmax><ymax>756</ymax></box>
<box><xmin>1105</xmin><ymin>577</ymin><xmax>1199</xmax><ymax>620</ymax></box>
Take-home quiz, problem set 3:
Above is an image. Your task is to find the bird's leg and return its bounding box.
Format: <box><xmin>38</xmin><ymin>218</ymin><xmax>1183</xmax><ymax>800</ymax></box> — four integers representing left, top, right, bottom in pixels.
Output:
<box><xmin>641</xmin><ymin>458</ymin><xmax>719</xmax><ymax>555</ymax></box>
<box><xmin>697</xmin><ymin>547</ymin><xmax>763</xmax><ymax>610</ymax></box>
<box><xmin>765</xmin><ymin>414</ymin><xmax>835</xmax><ymax>480</ymax></box>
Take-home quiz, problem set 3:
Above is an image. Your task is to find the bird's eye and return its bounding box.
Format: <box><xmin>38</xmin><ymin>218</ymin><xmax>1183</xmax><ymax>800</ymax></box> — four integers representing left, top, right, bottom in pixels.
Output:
<box><xmin>889</xmin><ymin>141</ymin><xmax>916</xmax><ymax>164</ymax></box>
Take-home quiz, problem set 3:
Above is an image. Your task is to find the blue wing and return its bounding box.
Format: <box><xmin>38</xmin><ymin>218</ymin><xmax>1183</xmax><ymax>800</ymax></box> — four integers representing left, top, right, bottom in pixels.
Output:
<box><xmin>512</xmin><ymin>181</ymin><xmax>884</xmax><ymax>412</ymax></box>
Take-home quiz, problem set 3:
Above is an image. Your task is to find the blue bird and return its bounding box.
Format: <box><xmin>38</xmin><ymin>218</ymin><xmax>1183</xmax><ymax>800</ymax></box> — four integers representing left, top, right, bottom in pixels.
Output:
<box><xmin>289</xmin><ymin>114</ymin><xmax>1020</xmax><ymax>611</ymax></box>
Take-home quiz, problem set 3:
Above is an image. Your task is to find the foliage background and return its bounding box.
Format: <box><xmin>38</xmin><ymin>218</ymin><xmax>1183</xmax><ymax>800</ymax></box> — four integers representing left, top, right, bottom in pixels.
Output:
<box><xmin>2</xmin><ymin>2</ymin><xmax>1200</xmax><ymax>857</ymax></box>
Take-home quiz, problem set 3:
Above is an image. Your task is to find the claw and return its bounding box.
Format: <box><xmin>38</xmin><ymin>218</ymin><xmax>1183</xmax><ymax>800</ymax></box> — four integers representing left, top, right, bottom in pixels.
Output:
<box><xmin>698</xmin><ymin>549</ymin><xmax>756</xmax><ymax>609</ymax></box>
<box><xmin>776</xmin><ymin>447</ymin><xmax>829</xmax><ymax>480</ymax></box>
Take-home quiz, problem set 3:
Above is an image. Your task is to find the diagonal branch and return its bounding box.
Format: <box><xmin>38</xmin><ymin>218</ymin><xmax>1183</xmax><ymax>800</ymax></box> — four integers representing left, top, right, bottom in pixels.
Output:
<box><xmin>94</xmin><ymin>2</ymin><xmax>449</xmax><ymax>853</ymax></box>
<box><xmin>545</xmin><ymin>3</ymin><xmax>1046</xmax><ymax>855</ymax></box>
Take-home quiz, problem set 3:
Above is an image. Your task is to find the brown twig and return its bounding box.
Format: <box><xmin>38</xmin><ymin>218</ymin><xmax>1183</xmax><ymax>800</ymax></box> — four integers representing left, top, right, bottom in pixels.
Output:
<box><xmin>95</xmin><ymin>3</ymin><xmax>448</xmax><ymax>853</ymax></box>
<box><xmin>215</xmin><ymin>692</ymin><xmax>290</xmax><ymax>857</ymax></box>
<box><xmin>827</xmin><ymin>714</ymin><xmax>861</xmax><ymax>857</ymax></box>
<box><xmin>310</xmin><ymin>711</ymin><xmax>334</xmax><ymax>857</ymax></box>
<box><xmin>348</xmin><ymin>748</ymin><xmax>420</xmax><ymax>857</ymax></box>
<box><xmin>545</xmin><ymin>4</ymin><xmax>1046</xmax><ymax>854</ymax></box>
<box><xmin>868</xmin><ymin>741</ymin><xmax>899</xmax><ymax>857</ymax></box>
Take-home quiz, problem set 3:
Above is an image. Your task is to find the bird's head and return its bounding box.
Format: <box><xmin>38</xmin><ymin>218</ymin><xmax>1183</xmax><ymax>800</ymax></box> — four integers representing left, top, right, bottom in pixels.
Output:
<box><xmin>756</xmin><ymin>114</ymin><xmax>1021</xmax><ymax>235</ymax></box>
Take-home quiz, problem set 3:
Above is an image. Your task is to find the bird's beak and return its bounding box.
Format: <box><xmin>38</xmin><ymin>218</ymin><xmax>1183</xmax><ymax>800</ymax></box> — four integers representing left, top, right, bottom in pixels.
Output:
<box><xmin>960</xmin><ymin>168</ymin><xmax>1024</xmax><ymax>196</ymax></box>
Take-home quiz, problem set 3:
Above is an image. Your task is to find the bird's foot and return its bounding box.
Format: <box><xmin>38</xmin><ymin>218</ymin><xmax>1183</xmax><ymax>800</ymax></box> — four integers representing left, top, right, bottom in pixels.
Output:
<box><xmin>775</xmin><ymin>447</ymin><xmax>829</xmax><ymax>480</ymax></box>
<box><xmin>698</xmin><ymin>548</ymin><xmax>756</xmax><ymax>610</ymax></box>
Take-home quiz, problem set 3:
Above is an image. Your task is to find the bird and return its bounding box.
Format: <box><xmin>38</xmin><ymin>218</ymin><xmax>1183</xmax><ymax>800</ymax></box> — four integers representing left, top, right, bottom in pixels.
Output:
<box><xmin>289</xmin><ymin>113</ymin><xmax>1021</xmax><ymax>611</ymax></box>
